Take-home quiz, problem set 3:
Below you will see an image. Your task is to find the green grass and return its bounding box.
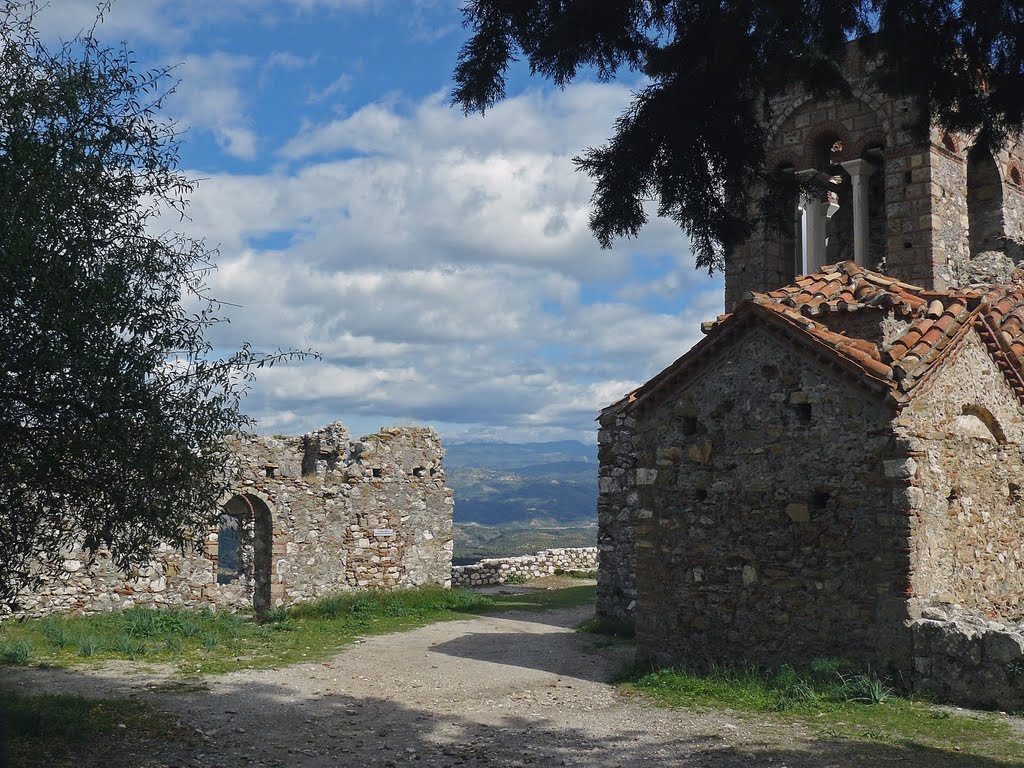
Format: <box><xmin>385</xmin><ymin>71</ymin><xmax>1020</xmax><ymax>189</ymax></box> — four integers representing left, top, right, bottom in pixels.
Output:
<box><xmin>0</xmin><ymin>584</ymin><xmax>596</xmax><ymax>675</ymax></box>
<box><xmin>0</xmin><ymin>690</ymin><xmax>193</xmax><ymax>768</ymax></box>
<box><xmin>626</xmin><ymin>661</ymin><xmax>1024</xmax><ymax>763</ymax></box>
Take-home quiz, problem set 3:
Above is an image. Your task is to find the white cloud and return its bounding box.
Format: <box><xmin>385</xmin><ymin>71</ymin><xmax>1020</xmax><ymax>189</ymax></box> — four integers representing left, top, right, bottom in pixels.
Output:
<box><xmin>171</xmin><ymin>52</ymin><xmax>259</xmax><ymax>160</ymax></box>
<box><xmin>170</xmin><ymin>82</ymin><xmax>721</xmax><ymax>440</ymax></box>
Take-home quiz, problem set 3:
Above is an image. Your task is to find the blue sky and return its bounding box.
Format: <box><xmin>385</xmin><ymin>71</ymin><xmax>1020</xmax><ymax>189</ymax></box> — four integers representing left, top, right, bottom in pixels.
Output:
<box><xmin>38</xmin><ymin>0</ymin><xmax>722</xmax><ymax>442</ymax></box>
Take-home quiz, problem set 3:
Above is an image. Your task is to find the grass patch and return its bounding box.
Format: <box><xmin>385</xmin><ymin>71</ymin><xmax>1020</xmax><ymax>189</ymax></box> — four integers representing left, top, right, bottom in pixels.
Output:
<box><xmin>0</xmin><ymin>690</ymin><xmax>192</xmax><ymax>768</ymax></box>
<box><xmin>626</xmin><ymin>661</ymin><xmax>1024</xmax><ymax>762</ymax></box>
<box><xmin>503</xmin><ymin>574</ymin><xmax>530</xmax><ymax>585</ymax></box>
<box><xmin>0</xmin><ymin>584</ymin><xmax>596</xmax><ymax>675</ymax></box>
<box><xmin>576</xmin><ymin>615</ymin><xmax>635</xmax><ymax>638</ymax></box>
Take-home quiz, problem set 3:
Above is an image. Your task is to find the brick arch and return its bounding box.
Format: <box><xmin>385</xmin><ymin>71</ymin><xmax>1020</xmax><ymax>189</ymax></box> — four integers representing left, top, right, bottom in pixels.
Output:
<box><xmin>768</xmin><ymin>151</ymin><xmax>802</xmax><ymax>171</ymax></box>
<box><xmin>803</xmin><ymin>121</ymin><xmax>853</xmax><ymax>169</ymax></box>
<box><xmin>852</xmin><ymin>133</ymin><xmax>887</xmax><ymax>160</ymax></box>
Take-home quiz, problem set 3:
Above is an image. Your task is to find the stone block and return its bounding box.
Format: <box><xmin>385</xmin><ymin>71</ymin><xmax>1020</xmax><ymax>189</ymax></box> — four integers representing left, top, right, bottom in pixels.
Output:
<box><xmin>785</xmin><ymin>503</ymin><xmax>810</xmax><ymax>523</ymax></box>
<box><xmin>982</xmin><ymin>629</ymin><xmax>1024</xmax><ymax>663</ymax></box>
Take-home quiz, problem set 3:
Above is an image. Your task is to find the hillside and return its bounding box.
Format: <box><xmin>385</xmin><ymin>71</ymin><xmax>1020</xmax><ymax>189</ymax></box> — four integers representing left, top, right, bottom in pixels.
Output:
<box><xmin>443</xmin><ymin>440</ymin><xmax>597</xmax><ymax>526</ymax></box>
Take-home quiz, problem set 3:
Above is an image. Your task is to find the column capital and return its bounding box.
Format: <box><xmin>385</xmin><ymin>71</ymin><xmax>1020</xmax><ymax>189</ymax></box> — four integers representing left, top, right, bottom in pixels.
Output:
<box><xmin>840</xmin><ymin>158</ymin><xmax>878</xmax><ymax>178</ymax></box>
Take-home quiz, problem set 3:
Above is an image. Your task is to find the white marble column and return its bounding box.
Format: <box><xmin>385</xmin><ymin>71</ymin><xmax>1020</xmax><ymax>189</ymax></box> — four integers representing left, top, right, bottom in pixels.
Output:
<box><xmin>799</xmin><ymin>190</ymin><xmax>828</xmax><ymax>274</ymax></box>
<box><xmin>840</xmin><ymin>159</ymin><xmax>877</xmax><ymax>265</ymax></box>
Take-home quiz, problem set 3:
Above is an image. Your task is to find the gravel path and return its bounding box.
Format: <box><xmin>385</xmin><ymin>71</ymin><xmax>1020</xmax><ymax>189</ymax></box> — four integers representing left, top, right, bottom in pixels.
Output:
<box><xmin>3</xmin><ymin>604</ymin><xmax>1021</xmax><ymax>767</ymax></box>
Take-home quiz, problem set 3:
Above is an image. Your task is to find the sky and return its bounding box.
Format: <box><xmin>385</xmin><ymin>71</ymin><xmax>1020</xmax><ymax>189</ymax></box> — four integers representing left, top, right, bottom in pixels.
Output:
<box><xmin>36</xmin><ymin>0</ymin><xmax>723</xmax><ymax>443</ymax></box>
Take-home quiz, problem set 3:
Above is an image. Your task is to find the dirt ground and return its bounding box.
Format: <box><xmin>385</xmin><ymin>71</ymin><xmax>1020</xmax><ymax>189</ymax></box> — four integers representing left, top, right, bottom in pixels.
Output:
<box><xmin>3</xmin><ymin>601</ymin><xmax>1022</xmax><ymax>767</ymax></box>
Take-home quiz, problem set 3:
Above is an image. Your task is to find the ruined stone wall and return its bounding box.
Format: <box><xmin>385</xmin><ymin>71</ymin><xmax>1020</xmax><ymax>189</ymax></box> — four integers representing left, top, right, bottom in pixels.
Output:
<box><xmin>897</xmin><ymin>334</ymin><xmax>1024</xmax><ymax>622</ymax></box>
<box><xmin>630</xmin><ymin>329</ymin><xmax>911</xmax><ymax>671</ymax></box>
<box><xmin>595</xmin><ymin>404</ymin><xmax>639</xmax><ymax>620</ymax></box>
<box><xmin>451</xmin><ymin>548</ymin><xmax>598</xmax><ymax>587</ymax></box>
<box><xmin>9</xmin><ymin>423</ymin><xmax>454</xmax><ymax>618</ymax></box>
<box><xmin>908</xmin><ymin>608</ymin><xmax>1024</xmax><ymax>711</ymax></box>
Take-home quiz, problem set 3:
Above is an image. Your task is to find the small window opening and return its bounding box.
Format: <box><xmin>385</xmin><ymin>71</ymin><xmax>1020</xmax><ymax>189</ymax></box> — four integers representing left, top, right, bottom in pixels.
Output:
<box><xmin>1011</xmin><ymin>166</ymin><xmax>1023</xmax><ymax>187</ymax></box>
<box><xmin>216</xmin><ymin>514</ymin><xmax>242</xmax><ymax>584</ymax></box>
<box><xmin>264</xmin><ymin>463</ymin><xmax>278</xmax><ymax>478</ymax></box>
<box><xmin>412</xmin><ymin>466</ymin><xmax>427</xmax><ymax>477</ymax></box>
<box><xmin>796</xmin><ymin>403</ymin><xmax>813</xmax><ymax>424</ymax></box>
<box><xmin>1009</xmin><ymin>482</ymin><xmax>1022</xmax><ymax>503</ymax></box>
<box><xmin>695</xmin><ymin>488</ymin><xmax>708</xmax><ymax>501</ymax></box>
<box><xmin>372</xmin><ymin>468</ymin><xmax>383</xmax><ymax>478</ymax></box>
<box><xmin>940</xmin><ymin>133</ymin><xmax>957</xmax><ymax>153</ymax></box>
<box><xmin>903</xmin><ymin>170</ymin><xmax>913</xmax><ymax>184</ymax></box>
<box><xmin>681</xmin><ymin>416</ymin><xmax>699</xmax><ymax>435</ymax></box>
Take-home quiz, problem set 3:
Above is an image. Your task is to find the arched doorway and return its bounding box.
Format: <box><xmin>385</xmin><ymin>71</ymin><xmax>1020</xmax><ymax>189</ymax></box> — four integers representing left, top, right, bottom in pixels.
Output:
<box><xmin>218</xmin><ymin>493</ymin><xmax>274</xmax><ymax>614</ymax></box>
<box><xmin>967</xmin><ymin>146</ymin><xmax>1005</xmax><ymax>256</ymax></box>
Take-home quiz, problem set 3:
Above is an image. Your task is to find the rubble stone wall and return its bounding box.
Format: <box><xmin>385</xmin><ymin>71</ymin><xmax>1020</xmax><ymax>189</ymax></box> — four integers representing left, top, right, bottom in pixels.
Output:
<box><xmin>10</xmin><ymin>423</ymin><xmax>454</xmax><ymax>618</ymax></box>
<box><xmin>451</xmin><ymin>548</ymin><xmax>598</xmax><ymax>587</ymax></box>
<box><xmin>897</xmin><ymin>334</ymin><xmax>1024</xmax><ymax>622</ymax></box>
<box><xmin>595</xmin><ymin>405</ymin><xmax>639</xmax><ymax>620</ymax></box>
<box><xmin>908</xmin><ymin>608</ymin><xmax>1024</xmax><ymax>711</ymax></box>
<box><xmin>630</xmin><ymin>329</ymin><xmax>911</xmax><ymax>671</ymax></box>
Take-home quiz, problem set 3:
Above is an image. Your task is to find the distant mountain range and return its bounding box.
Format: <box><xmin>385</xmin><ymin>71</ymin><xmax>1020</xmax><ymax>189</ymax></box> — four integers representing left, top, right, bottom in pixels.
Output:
<box><xmin>443</xmin><ymin>440</ymin><xmax>597</xmax><ymax>527</ymax></box>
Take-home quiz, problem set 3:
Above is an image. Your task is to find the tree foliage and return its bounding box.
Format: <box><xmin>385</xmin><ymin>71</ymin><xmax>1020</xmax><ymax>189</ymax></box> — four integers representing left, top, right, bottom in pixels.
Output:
<box><xmin>453</xmin><ymin>0</ymin><xmax>1024</xmax><ymax>271</ymax></box>
<box><xmin>0</xmin><ymin>3</ymin><xmax>314</xmax><ymax>606</ymax></box>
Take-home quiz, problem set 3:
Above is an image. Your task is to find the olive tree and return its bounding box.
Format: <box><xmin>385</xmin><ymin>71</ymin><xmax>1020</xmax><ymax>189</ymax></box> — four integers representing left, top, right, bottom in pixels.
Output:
<box><xmin>0</xmin><ymin>2</ymin><xmax>313</xmax><ymax>605</ymax></box>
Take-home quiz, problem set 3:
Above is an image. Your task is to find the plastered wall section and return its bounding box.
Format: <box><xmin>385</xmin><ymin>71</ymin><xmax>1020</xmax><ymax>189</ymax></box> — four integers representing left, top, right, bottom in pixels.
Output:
<box><xmin>8</xmin><ymin>425</ymin><xmax>454</xmax><ymax>617</ymax></box>
<box><xmin>895</xmin><ymin>333</ymin><xmax>1024</xmax><ymax>622</ymax></box>
<box><xmin>630</xmin><ymin>329</ymin><xmax>912</xmax><ymax>671</ymax></box>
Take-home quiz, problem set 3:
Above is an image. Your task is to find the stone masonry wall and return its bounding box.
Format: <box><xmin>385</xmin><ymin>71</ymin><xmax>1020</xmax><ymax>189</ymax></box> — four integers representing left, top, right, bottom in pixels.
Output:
<box><xmin>9</xmin><ymin>423</ymin><xmax>454</xmax><ymax>618</ymax></box>
<box><xmin>630</xmin><ymin>329</ymin><xmax>911</xmax><ymax>672</ymax></box>
<box><xmin>451</xmin><ymin>548</ymin><xmax>597</xmax><ymax>587</ymax></box>
<box><xmin>726</xmin><ymin>45</ymin><xmax>1024</xmax><ymax>309</ymax></box>
<box><xmin>896</xmin><ymin>334</ymin><xmax>1024</xmax><ymax>622</ymax></box>
<box><xmin>595</xmin><ymin>404</ymin><xmax>639</xmax><ymax>620</ymax></box>
<box><xmin>908</xmin><ymin>607</ymin><xmax>1024</xmax><ymax>711</ymax></box>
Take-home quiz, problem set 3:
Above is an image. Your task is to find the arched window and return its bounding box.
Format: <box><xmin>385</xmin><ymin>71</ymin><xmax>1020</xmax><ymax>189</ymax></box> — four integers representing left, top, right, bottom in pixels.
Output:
<box><xmin>940</xmin><ymin>133</ymin><xmax>958</xmax><ymax>154</ymax></box>
<box><xmin>216</xmin><ymin>514</ymin><xmax>242</xmax><ymax>584</ymax></box>
<box><xmin>967</xmin><ymin>146</ymin><xmax>1005</xmax><ymax>256</ymax></box>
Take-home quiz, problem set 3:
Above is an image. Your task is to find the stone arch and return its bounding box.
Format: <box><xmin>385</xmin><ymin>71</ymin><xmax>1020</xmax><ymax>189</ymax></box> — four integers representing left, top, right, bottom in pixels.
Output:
<box><xmin>957</xmin><ymin>404</ymin><xmax>1007</xmax><ymax>444</ymax></box>
<box><xmin>219</xmin><ymin>492</ymin><xmax>275</xmax><ymax>614</ymax></box>
<box><xmin>967</xmin><ymin>145</ymin><xmax>1006</xmax><ymax>256</ymax></box>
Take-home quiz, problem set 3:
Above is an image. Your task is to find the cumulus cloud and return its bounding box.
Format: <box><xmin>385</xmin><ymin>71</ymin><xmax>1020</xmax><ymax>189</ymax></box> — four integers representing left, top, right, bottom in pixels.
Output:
<box><xmin>176</xmin><ymin>81</ymin><xmax>723</xmax><ymax>441</ymax></box>
<box><xmin>170</xmin><ymin>52</ymin><xmax>259</xmax><ymax>160</ymax></box>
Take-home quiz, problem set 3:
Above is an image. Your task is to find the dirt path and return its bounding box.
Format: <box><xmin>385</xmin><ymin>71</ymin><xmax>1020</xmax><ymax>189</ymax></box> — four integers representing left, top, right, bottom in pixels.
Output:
<box><xmin>3</xmin><ymin>605</ymin><xmax>1020</xmax><ymax>767</ymax></box>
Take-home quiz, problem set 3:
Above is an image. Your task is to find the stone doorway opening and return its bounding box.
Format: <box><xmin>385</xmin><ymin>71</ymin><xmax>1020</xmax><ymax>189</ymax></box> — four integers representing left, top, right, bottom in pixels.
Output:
<box><xmin>219</xmin><ymin>493</ymin><xmax>274</xmax><ymax>614</ymax></box>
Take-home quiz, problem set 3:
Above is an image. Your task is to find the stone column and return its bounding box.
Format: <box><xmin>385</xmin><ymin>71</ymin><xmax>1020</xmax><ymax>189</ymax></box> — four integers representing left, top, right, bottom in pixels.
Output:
<box><xmin>840</xmin><ymin>159</ymin><xmax>877</xmax><ymax>265</ymax></box>
<box><xmin>799</xmin><ymin>190</ymin><xmax>828</xmax><ymax>274</ymax></box>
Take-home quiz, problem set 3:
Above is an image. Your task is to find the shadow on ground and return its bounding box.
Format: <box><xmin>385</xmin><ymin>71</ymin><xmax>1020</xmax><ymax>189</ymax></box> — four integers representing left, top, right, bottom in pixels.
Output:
<box><xmin>2</xmin><ymin>663</ymin><xmax>1022</xmax><ymax>768</ymax></box>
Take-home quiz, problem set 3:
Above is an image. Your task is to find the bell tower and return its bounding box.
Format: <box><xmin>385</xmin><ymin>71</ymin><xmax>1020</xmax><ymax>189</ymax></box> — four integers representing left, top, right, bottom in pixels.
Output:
<box><xmin>724</xmin><ymin>44</ymin><xmax>1024</xmax><ymax>310</ymax></box>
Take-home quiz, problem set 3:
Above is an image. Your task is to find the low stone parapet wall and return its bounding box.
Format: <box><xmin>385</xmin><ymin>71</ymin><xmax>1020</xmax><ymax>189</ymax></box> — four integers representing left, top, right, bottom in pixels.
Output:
<box><xmin>452</xmin><ymin>548</ymin><xmax>598</xmax><ymax>587</ymax></box>
<box><xmin>908</xmin><ymin>607</ymin><xmax>1024</xmax><ymax>711</ymax></box>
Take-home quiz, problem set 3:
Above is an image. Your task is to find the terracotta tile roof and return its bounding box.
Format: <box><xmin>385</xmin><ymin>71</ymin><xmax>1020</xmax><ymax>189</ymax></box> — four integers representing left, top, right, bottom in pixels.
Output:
<box><xmin>624</xmin><ymin>260</ymin><xmax>1024</xmax><ymax>413</ymax></box>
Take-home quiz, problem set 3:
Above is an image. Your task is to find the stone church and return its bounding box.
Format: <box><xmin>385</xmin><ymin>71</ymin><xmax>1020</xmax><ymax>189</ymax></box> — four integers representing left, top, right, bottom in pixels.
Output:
<box><xmin>597</xmin><ymin>45</ymin><xmax>1024</xmax><ymax>708</ymax></box>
